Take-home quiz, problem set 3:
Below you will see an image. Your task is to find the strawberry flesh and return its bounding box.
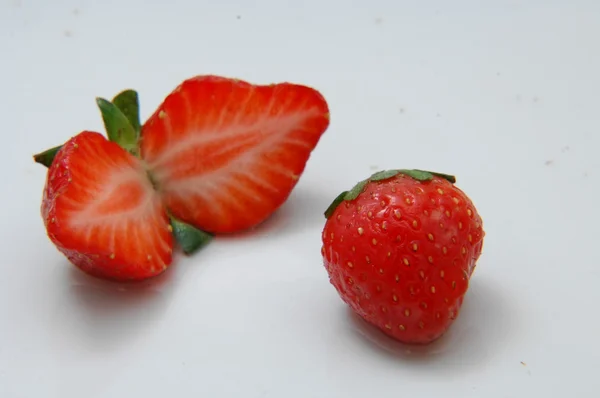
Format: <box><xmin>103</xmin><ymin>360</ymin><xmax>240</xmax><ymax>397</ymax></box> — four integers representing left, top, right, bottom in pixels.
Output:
<box><xmin>42</xmin><ymin>131</ymin><xmax>173</xmax><ymax>281</ymax></box>
<box><xmin>140</xmin><ymin>75</ymin><xmax>330</xmax><ymax>234</ymax></box>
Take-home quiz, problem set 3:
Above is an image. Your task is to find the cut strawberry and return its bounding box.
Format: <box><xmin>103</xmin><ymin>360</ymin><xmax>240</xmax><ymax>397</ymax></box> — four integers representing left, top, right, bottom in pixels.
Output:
<box><xmin>140</xmin><ymin>75</ymin><xmax>330</xmax><ymax>234</ymax></box>
<box><xmin>42</xmin><ymin>131</ymin><xmax>174</xmax><ymax>281</ymax></box>
<box><xmin>34</xmin><ymin>75</ymin><xmax>329</xmax><ymax>281</ymax></box>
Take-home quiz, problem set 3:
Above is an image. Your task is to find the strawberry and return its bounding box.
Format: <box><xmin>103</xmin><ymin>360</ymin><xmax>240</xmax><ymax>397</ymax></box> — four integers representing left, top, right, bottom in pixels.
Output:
<box><xmin>35</xmin><ymin>89</ymin><xmax>212</xmax><ymax>281</ymax></box>
<box><xmin>34</xmin><ymin>75</ymin><xmax>330</xmax><ymax>280</ymax></box>
<box><xmin>41</xmin><ymin>131</ymin><xmax>174</xmax><ymax>281</ymax></box>
<box><xmin>321</xmin><ymin>169</ymin><xmax>485</xmax><ymax>344</ymax></box>
<box><xmin>139</xmin><ymin>75</ymin><xmax>330</xmax><ymax>234</ymax></box>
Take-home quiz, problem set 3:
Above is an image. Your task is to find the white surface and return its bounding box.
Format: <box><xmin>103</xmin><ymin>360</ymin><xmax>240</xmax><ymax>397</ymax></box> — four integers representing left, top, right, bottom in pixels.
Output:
<box><xmin>1</xmin><ymin>0</ymin><xmax>599</xmax><ymax>397</ymax></box>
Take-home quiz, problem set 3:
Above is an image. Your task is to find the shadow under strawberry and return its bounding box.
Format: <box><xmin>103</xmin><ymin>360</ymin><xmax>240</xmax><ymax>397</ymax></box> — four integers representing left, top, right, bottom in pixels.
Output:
<box><xmin>50</xmin><ymin>232</ymin><xmax>219</xmax><ymax>352</ymax></box>
<box><xmin>60</xmin><ymin>265</ymin><xmax>174</xmax><ymax>352</ymax></box>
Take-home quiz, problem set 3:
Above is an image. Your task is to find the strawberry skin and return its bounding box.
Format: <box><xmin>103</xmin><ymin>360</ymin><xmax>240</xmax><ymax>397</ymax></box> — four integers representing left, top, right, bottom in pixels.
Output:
<box><xmin>42</xmin><ymin>131</ymin><xmax>174</xmax><ymax>281</ymax></box>
<box><xmin>321</xmin><ymin>170</ymin><xmax>484</xmax><ymax>344</ymax></box>
<box><xmin>140</xmin><ymin>75</ymin><xmax>330</xmax><ymax>234</ymax></box>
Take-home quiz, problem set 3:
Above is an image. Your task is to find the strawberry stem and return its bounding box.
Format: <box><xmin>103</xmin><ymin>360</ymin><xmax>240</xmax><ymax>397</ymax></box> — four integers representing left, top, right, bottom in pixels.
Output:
<box><xmin>169</xmin><ymin>216</ymin><xmax>213</xmax><ymax>255</ymax></box>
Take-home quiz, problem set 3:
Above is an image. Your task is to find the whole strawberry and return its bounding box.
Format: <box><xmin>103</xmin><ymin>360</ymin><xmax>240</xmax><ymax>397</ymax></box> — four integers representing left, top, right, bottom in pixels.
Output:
<box><xmin>321</xmin><ymin>169</ymin><xmax>485</xmax><ymax>344</ymax></box>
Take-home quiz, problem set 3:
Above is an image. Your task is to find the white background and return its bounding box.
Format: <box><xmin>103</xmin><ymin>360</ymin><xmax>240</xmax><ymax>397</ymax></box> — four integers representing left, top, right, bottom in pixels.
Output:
<box><xmin>1</xmin><ymin>0</ymin><xmax>599</xmax><ymax>397</ymax></box>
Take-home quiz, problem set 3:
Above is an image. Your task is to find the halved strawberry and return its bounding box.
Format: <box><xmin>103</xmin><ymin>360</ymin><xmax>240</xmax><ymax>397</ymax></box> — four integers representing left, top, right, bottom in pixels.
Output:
<box><xmin>42</xmin><ymin>131</ymin><xmax>174</xmax><ymax>281</ymax></box>
<box><xmin>35</xmin><ymin>75</ymin><xmax>329</xmax><ymax>281</ymax></box>
<box><xmin>140</xmin><ymin>75</ymin><xmax>330</xmax><ymax>234</ymax></box>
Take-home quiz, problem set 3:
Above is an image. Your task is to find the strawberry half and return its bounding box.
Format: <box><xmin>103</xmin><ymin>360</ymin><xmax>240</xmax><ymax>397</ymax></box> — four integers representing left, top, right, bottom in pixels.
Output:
<box><xmin>139</xmin><ymin>75</ymin><xmax>330</xmax><ymax>234</ymax></box>
<box><xmin>42</xmin><ymin>131</ymin><xmax>174</xmax><ymax>281</ymax></box>
<box><xmin>35</xmin><ymin>89</ymin><xmax>212</xmax><ymax>281</ymax></box>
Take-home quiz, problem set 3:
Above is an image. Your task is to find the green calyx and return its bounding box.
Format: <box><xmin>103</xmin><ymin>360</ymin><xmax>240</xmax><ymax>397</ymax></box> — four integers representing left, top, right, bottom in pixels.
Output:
<box><xmin>169</xmin><ymin>216</ymin><xmax>214</xmax><ymax>255</ymax></box>
<box><xmin>323</xmin><ymin>169</ymin><xmax>457</xmax><ymax>219</ymax></box>
<box><xmin>96</xmin><ymin>90</ymin><xmax>140</xmax><ymax>157</ymax></box>
<box><xmin>32</xmin><ymin>88</ymin><xmax>142</xmax><ymax>167</ymax></box>
<box><xmin>33</xmin><ymin>145</ymin><xmax>63</xmax><ymax>167</ymax></box>
<box><xmin>111</xmin><ymin>89</ymin><xmax>141</xmax><ymax>134</ymax></box>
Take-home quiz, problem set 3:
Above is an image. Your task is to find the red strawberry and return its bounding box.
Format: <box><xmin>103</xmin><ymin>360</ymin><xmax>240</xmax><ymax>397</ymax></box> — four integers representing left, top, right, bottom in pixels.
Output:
<box><xmin>42</xmin><ymin>131</ymin><xmax>174</xmax><ymax>281</ymax></box>
<box><xmin>35</xmin><ymin>75</ymin><xmax>328</xmax><ymax>281</ymax></box>
<box><xmin>139</xmin><ymin>75</ymin><xmax>330</xmax><ymax>234</ymax></box>
<box><xmin>321</xmin><ymin>169</ymin><xmax>485</xmax><ymax>344</ymax></box>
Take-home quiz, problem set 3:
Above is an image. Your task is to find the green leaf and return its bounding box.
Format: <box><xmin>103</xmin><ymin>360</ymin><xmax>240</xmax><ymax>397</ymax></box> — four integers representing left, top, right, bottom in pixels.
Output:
<box><xmin>324</xmin><ymin>170</ymin><xmax>401</xmax><ymax>217</ymax></box>
<box><xmin>369</xmin><ymin>169</ymin><xmax>400</xmax><ymax>181</ymax></box>
<box><xmin>397</xmin><ymin>169</ymin><xmax>434</xmax><ymax>181</ymax></box>
<box><xmin>33</xmin><ymin>145</ymin><xmax>63</xmax><ymax>168</ymax></box>
<box><xmin>112</xmin><ymin>89</ymin><xmax>141</xmax><ymax>135</ymax></box>
<box><xmin>397</xmin><ymin>169</ymin><xmax>457</xmax><ymax>184</ymax></box>
<box><xmin>324</xmin><ymin>190</ymin><xmax>349</xmax><ymax>219</ymax></box>
<box><xmin>421</xmin><ymin>170</ymin><xmax>457</xmax><ymax>184</ymax></box>
<box><xmin>322</xmin><ymin>168</ymin><xmax>457</xmax><ymax>220</ymax></box>
<box><xmin>169</xmin><ymin>216</ymin><xmax>213</xmax><ymax>255</ymax></box>
<box><xmin>345</xmin><ymin>180</ymin><xmax>368</xmax><ymax>201</ymax></box>
<box><xmin>96</xmin><ymin>97</ymin><xmax>139</xmax><ymax>156</ymax></box>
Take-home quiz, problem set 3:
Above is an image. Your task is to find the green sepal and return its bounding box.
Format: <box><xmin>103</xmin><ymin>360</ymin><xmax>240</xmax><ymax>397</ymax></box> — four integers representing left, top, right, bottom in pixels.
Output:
<box><xmin>169</xmin><ymin>216</ymin><xmax>213</xmax><ymax>255</ymax></box>
<box><xmin>396</xmin><ymin>169</ymin><xmax>457</xmax><ymax>183</ymax></box>
<box><xmin>323</xmin><ymin>168</ymin><xmax>457</xmax><ymax>219</ymax></box>
<box><xmin>324</xmin><ymin>190</ymin><xmax>349</xmax><ymax>218</ymax></box>
<box><xmin>96</xmin><ymin>97</ymin><xmax>139</xmax><ymax>156</ymax></box>
<box><xmin>420</xmin><ymin>170</ymin><xmax>456</xmax><ymax>184</ymax></box>
<box><xmin>369</xmin><ymin>169</ymin><xmax>401</xmax><ymax>181</ymax></box>
<box><xmin>396</xmin><ymin>169</ymin><xmax>434</xmax><ymax>181</ymax></box>
<box><xmin>111</xmin><ymin>89</ymin><xmax>141</xmax><ymax>135</ymax></box>
<box><xmin>33</xmin><ymin>145</ymin><xmax>63</xmax><ymax>168</ymax></box>
<box><xmin>345</xmin><ymin>180</ymin><xmax>368</xmax><ymax>201</ymax></box>
<box><xmin>32</xmin><ymin>89</ymin><xmax>142</xmax><ymax>167</ymax></box>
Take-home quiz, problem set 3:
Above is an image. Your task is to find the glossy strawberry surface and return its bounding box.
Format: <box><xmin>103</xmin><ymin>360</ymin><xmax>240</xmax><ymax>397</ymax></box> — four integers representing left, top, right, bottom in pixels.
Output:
<box><xmin>140</xmin><ymin>75</ymin><xmax>330</xmax><ymax>234</ymax></box>
<box><xmin>321</xmin><ymin>170</ymin><xmax>484</xmax><ymax>344</ymax></box>
<box><xmin>42</xmin><ymin>132</ymin><xmax>174</xmax><ymax>281</ymax></box>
